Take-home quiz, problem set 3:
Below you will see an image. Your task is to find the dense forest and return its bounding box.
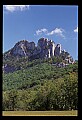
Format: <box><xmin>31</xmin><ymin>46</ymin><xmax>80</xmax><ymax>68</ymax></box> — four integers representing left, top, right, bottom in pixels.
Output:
<box><xmin>3</xmin><ymin>57</ymin><xmax>78</xmax><ymax>111</ymax></box>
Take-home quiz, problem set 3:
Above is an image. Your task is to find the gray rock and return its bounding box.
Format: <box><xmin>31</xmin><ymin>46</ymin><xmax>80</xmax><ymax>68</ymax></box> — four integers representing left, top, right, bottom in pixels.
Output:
<box><xmin>3</xmin><ymin>38</ymin><xmax>74</xmax><ymax>73</ymax></box>
<box><xmin>3</xmin><ymin>64</ymin><xmax>16</xmax><ymax>73</ymax></box>
<box><xmin>55</xmin><ymin>44</ymin><xmax>61</xmax><ymax>56</ymax></box>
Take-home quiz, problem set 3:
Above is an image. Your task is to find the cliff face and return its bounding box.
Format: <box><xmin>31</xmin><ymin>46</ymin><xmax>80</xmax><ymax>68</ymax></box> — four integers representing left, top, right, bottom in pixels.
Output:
<box><xmin>3</xmin><ymin>38</ymin><xmax>74</xmax><ymax>73</ymax></box>
<box><xmin>10</xmin><ymin>40</ymin><xmax>35</xmax><ymax>57</ymax></box>
<box><xmin>3</xmin><ymin>38</ymin><xmax>63</xmax><ymax>59</ymax></box>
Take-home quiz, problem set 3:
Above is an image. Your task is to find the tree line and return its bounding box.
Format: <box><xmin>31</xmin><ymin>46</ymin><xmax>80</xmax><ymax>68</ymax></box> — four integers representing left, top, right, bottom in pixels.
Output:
<box><xmin>3</xmin><ymin>60</ymin><xmax>78</xmax><ymax>111</ymax></box>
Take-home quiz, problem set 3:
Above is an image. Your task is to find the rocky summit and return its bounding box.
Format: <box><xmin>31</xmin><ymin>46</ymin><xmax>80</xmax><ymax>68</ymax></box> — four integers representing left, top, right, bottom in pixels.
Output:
<box><xmin>3</xmin><ymin>38</ymin><xmax>74</xmax><ymax>73</ymax></box>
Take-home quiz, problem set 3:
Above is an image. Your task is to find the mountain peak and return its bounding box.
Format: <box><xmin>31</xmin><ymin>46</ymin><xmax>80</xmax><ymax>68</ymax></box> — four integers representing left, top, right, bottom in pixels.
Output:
<box><xmin>9</xmin><ymin>40</ymin><xmax>35</xmax><ymax>57</ymax></box>
<box><xmin>3</xmin><ymin>38</ymin><xmax>74</xmax><ymax>73</ymax></box>
<box><xmin>4</xmin><ymin>38</ymin><xmax>73</xmax><ymax>59</ymax></box>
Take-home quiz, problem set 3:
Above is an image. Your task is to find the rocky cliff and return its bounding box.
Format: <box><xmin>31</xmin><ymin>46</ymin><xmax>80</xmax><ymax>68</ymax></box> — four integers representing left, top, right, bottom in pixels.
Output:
<box><xmin>3</xmin><ymin>38</ymin><xmax>74</xmax><ymax>73</ymax></box>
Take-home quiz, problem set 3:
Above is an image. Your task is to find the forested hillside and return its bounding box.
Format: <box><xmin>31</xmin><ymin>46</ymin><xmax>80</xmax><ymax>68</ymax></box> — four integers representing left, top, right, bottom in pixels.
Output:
<box><xmin>3</xmin><ymin>58</ymin><xmax>78</xmax><ymax>111</ymax></box>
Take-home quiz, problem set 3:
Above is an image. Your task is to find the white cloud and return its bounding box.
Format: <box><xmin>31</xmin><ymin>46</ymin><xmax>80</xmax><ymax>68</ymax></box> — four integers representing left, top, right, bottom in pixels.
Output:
<box><xmin>4</xmin><ymin>5</ymin><xmax>30</xmax><ymax>12</ymax></box>
<box><xmin>36</xmin><ymin>28</ymin><xmax>48</xmax><ymax>35</ymax></box>
<box><xmin>35</xmin><ymin>27</ymin><xmax>65</xmax><ymax>38</ymax></box>
<box><xmin>47</xmin><ymin>28</ymin><xmax>65</xmax><ymax>38</ymax></box>
<box><xmin>74</xmin><ymin>27</ymin><xmax>78</xmax><ymax>33</ymax></box>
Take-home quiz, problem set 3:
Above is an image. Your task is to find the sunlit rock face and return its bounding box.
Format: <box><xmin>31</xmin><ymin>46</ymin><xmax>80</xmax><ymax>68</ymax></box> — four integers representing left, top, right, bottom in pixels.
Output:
<box><xmin>10</xmin><ymin>40</ymin><xmax>35</xmax><ymax>57</ymax></box>
<box><xmin>4</xmin><ymin>38</ymin><xmax>74</xmax><ymax>61</ymax></box>
<box><xmin>3</xmin><ymin>38</ymin><xmax>74</xmax><ymax>73</ymax></box>
<box><xmin>9</xmin><ymin>38</ymin><xmax>72</xmax><ymax>61</ymax></box>
<box><xmin>38</xmin><ymin>38</ymin><xmax>56</xmax><ymax>58</ymax></box>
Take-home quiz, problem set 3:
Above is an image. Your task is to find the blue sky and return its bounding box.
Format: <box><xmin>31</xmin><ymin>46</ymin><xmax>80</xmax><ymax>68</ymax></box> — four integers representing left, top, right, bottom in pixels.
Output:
<box><xmin>3</xmin><ymin>5</ymin><xmax>78</xmax><ymax>60</ymax></box>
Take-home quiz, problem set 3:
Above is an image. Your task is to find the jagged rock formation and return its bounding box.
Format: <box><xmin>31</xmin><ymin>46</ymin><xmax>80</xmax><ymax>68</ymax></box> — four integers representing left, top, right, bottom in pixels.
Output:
<box><xmin>3</xmin><ymin>38</ymin><xmax>74</xmax><ymax>73</ymax></box>
<box><xmin>4</xmin><ymin>38</ymin><xmax>72</xmax><ymax>60</ymax></box>
<box><xmin>10</xmin><ymin>40</ymin><xmax>35</xmax><ymax>57</ymax></box>
<box><xmin>38</xmin><ymin>38</ymin><xmax>55</xmax><ymax>58</ymax></box>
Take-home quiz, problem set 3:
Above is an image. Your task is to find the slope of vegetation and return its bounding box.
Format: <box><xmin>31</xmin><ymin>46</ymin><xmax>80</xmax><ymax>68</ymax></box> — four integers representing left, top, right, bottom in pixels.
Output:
<box><xmin>3</xmin><ymin>57</ymin><xmax>78</xmax><ymax>111</ymax></box>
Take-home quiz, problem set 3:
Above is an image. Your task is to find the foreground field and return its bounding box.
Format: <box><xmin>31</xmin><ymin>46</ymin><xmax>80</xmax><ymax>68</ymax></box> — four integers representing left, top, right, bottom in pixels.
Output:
<box><xmin>3</xmin><ymin>110</ymin><xmax>78</xmax><ymax>116</ymax></box>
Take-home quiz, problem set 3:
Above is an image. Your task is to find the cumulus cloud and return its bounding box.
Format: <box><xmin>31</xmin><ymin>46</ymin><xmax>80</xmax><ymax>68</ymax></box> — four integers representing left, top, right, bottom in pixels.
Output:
<box><xmin>74</xmin><ymin>27</ymin><xmax>78</xmax><ymax>33</ymax></box>
<box><xmin>35</xmin><ymin>27</ymin><xmax>65</xmax><ymax>38</ymax></box>
<box><xmin>47</xmin><ymin>28</ymin><xmax>65</xmax><ymax>38</ymax></box>
<box><xmin>3</xmin><ymin>5</ymin><xmax>30</xmax><ymax>12</ymax></box>
<box><xmin>36</xmin><ymin>28</ymin><xmax>48</xmax><ymax>35</ymax></box>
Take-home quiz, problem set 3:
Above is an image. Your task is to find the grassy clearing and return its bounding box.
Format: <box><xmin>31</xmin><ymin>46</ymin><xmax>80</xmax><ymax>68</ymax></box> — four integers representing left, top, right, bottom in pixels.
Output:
<box><xmin>3</xmin><ymin>110</ymin><xmax>78</xmax><ymax>116</ymax></box>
